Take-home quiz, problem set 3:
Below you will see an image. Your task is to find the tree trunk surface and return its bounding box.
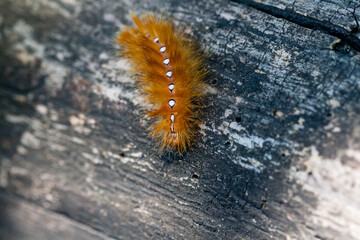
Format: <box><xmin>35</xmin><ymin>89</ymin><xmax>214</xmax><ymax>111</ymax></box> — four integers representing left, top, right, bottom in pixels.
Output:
<box><xmin>0</xmin><ymin>0</ymin><xmax>359</xmax><ymax>239</ymax></box>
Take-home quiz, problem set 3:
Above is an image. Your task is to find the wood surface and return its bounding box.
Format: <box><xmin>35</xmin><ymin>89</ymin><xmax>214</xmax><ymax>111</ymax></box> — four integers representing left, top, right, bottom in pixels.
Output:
<box><xmin>0</xmin><ymin>0</ymin><xmax>359</xmax><ymax>239</ymax></box>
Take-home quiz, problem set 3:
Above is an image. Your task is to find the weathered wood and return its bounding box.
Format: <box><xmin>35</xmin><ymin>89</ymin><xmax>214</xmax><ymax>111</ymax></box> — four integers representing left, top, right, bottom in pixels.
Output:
<box><xmin>0</xmin><ymin>190</ymin><xmax>115</xmax><ymax>240</ymax></box>
<box><xmin>234</xmin><ymin>0</ymin><xmax>360</xmax><ymax>51</ymax></box>
<box><xmin>248</xmin><ymin>0</ymin><xmax>360</xmax><ymax>31</ymax></box>
<box><xmin>0</xmin><ymin>0</ymin><xmax>360</xmax><ymax>239</ymax></box>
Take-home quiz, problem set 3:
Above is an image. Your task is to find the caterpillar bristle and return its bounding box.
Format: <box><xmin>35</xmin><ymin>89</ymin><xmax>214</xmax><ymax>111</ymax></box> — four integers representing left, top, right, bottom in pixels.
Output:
<box><xmin>116</xmin><ymin>13</ymin><xmax>207</xmax><ymax>154</ymax></box>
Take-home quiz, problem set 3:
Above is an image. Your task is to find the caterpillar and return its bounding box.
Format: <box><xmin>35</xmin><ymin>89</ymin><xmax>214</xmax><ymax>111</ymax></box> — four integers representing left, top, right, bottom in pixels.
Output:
<box><xmin>116</xmin><ymin>13</ymin><xmax>207</xmax><ymax>153</ymax></box>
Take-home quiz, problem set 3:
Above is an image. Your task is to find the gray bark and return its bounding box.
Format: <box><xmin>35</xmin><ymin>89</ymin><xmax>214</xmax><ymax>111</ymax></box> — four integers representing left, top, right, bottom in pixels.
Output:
<box><xmin>0</xmin><ymin>0</ymin><xmax>359</xmax><ymax>239</ymax></box>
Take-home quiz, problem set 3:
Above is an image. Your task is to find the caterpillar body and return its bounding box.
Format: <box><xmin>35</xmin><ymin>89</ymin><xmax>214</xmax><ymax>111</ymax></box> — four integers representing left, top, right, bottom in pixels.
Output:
<box><xmin>116</xmin><ymin>14</ymin><xmax>206</xmax><ymax>153</ymax></box>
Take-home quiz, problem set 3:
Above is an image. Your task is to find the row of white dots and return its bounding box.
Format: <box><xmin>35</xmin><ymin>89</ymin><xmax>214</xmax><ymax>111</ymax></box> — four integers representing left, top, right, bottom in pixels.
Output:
<box><xmin>155</xmin><ymin>37</ymin><xmax>176</xmax><ymax>131</ymax></box>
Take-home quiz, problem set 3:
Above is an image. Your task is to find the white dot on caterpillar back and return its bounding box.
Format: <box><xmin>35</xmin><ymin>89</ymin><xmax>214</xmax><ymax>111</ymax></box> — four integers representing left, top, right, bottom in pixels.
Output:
<box><xmin>154</xmin><ymin>38</ymin><xmax>159</xmax><ymax>42</ymax></box>
<box><xmin>163</xmin><ymin>58</ymin><xmax>170</xmax><ymax>65</ymax></box>
<box><xmin>170</xmin><ymin>123</ymin><xmax>174</xmax><ymax>132</ymax></box>
<box><xmin>170</xmin><ymin>114</ymin><xmax>175</xmax><ymax>122</ymax></box>
<box><xmin>166</xmin><ymin>71</ymin><xmax>172</xmax><ymax>77</ymax></box>
<box><xmin>160</xmin><ymin>46</ymin><xmax>166</xmax><ymax>52</ymax></box>
<box><xmin>168</xmin><ymin>99</ymin><xmax>175</xmax><ymax>107</ymax></box>
<box><xmin>168</xmin><ymin>83</ymin><xmax>174</xmax><ymax>91</ymax></box>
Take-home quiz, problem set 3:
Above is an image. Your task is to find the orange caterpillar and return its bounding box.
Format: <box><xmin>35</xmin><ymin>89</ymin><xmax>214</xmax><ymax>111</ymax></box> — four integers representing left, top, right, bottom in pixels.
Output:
<box><xmin>116</xmin><ymin>13</ymin><xmax>206</xmax><ymax>153</ymax></box>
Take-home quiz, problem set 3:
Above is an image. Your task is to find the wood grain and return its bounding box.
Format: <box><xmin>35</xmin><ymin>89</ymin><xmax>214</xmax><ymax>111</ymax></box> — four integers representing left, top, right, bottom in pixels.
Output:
<box><xmin>0</xmin><ymin>0</ymin><xmax>359</xmax><ymax>239</ymax></box>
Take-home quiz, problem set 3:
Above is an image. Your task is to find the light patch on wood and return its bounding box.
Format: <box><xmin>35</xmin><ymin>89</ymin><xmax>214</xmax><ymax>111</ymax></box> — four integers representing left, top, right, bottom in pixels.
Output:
<box><xmin>61</xmin><ymin>0</ymin><xmax>78</xmax><ymax>5</ymax></box>
<box><xmin>21</xmin><ymin>132</ymin><xmax>41</xmax><ymax>149</ymax></box>
<box><xmin>219</xmin><ymin>11</ymin><xmax>236</xmax><ymax>21</ymax></box>
<box><xmin>68</xmin><ymin>114</ymin><xmax>92</xmax><ymax>134</ymax></box>
<box><xmin>254</xmin><ymin>69</ymin><xmax>266</xmax><ymax>74</ymax></box>
<box><xmin>327</xmin><ymin>99</ymin><xmax>340</xmax><ymax>108</ymax></box>
<box><xmin>114</xmin><ymin>59</ymin><xmax>132</xmax><ymax>72</ymax></box>
<box><xmin>21</xmin><ymin>0</ymin><xmax>80</xmax><ymax>18</ymax></box>
<box><xmin>35</xmin><ymin>105</ymin><xmax>48</xmax><ymax>115</ymax></box>
<box><xmin>48</xmin><ymin>143</ymin><xmax>67</xmax><ymax>152</ymax></box>
<box><xmin>5</xmin><ymin>114</ymin><xmax>31</xmax><ymax>124</ymax></box>
<box><xmin>13</xmin><ymin>20</ymin><xmax>44</xmax><ymax>60</ymax></box>
<box><xmin>204</xmin><ymin>84</ymin><xmax>217</xmax><ymax>94</ymax></box>
<box><xmin>224</xmin><ymin>109</ymin><xmax>233</xmax><ymax>118</ymax></box>
<box><xmin>292</xmin><ymin>146</ymin><xmax>360</xmax><ymax>239</ymax></box>
<box><xmin>293</xmin><ymin>108</ymin><xmax>301</xmax><ymax>115</ymax></box>
<box><xmin>99</xmin><ymin>52</ymin><xmax>109</xmax><ymax>60</ymax></box>
<box><xmin>272</xmin><ymin>49</ymin><xmax>292</xmax><ymax>67</ymax></box>
<box><xmin>218</xmin><ymin>121</ymin><xmax>276</xmax><ymax>149</ymax></box>
<box><xmin>17</xmin><ymin>146</ymin><xmax>28</xmax><ymax>155</ymax></box>
<box><xmin>233</xmin><ymin>157</ymin><xmax>265</xmax><ymax>173</ymax></box>
<box><xmin>69</xmin><ymin>115</ymin><xmax>86</xmax><ymax>126</ymax></box>
<box><xmin>292</xmin><ymin>117</ymin><xmax>305</xmax><ymax>132</ymax></box>
<box><xmin>9</xmin><ymin>167</ymin><xmax>29</xmax><ymax>176</ymax></box>
<box><xmin>16</xmin><ymin>50</ymin><xmax>37</xmax><ymax>64</ymax></box>
<box><xmin>129</xmin><ymin>152</ymin><xmax>142</xmax><ymax>158</ymax></box>
<box><xmin>94</xmin><ymin>83</ymin><xmax>141</xmax><ymax>105</ymax></box>
<box><xmin>311</xmin><ymin>69</ymin><xmax>320</xmax><ymax>77</ymax></box>
<box><xmin>70</xmin><ymin>136</ymin><xmax>86</xmax><ymax>145</ymax></box>
<box><xmin>230</xmin><ymin>133</ymin><xmax>275</xmax><ymax>149</ymax></box>
<box><xmin>229</xmin><ymin>122</ymin><xmax>245</xmax><ymax>132</ymax></box>
<box><xmin>235</xmin><ymin>97</ymin><xmax>245</xmax><ymax>105</ymax></box>
<box><xmin>103</xmin><ymin>13</ymin><xmax>117</xmax><ymax>22</ymax></box>
<box><xmin>120</xmin><ymin>157</ymin><xmax>135</xmax><ymax>164</ymax></box>
<box><xmin>81</xmin><ymin>152</ymin><xmax>103</xmax><ymax>164</ymax></box>
<box><xmin>345</xmin><ymin>149</ymin><xmax>360</xmax><ymax>161</ymax></box>
<box><xmin>134</xmin><ymin>205</ymin><xmax>151</xmax><ymax>216</ymax></box>
<box><xmin>43</xmin><ymin>60</ymin><xmax>69</xmax><ymax>93</ymax></box>
<box><xmin>274</xmin><ymin>110</ymin><xmax>285</xmax><ymax>119</ymax></box>
<box><xmin>12</xmin><ymin>20</ymin><xmax>68</xmax><ymax>94</ymax></box>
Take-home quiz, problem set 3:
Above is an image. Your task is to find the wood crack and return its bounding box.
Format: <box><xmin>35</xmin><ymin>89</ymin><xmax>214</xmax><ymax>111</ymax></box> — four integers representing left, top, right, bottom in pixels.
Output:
<box><xmin>231</xmin><ymin>0</ymin><xmax>360</xmax><ymax>52</ymax></box>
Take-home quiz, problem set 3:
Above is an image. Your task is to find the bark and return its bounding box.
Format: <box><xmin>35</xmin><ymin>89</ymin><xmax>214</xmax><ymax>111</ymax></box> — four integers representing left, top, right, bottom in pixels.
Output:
<box><xmin>0</xmin><ymin>0</ymin><xmax>359</xmax><ymax>239</ymax></box>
